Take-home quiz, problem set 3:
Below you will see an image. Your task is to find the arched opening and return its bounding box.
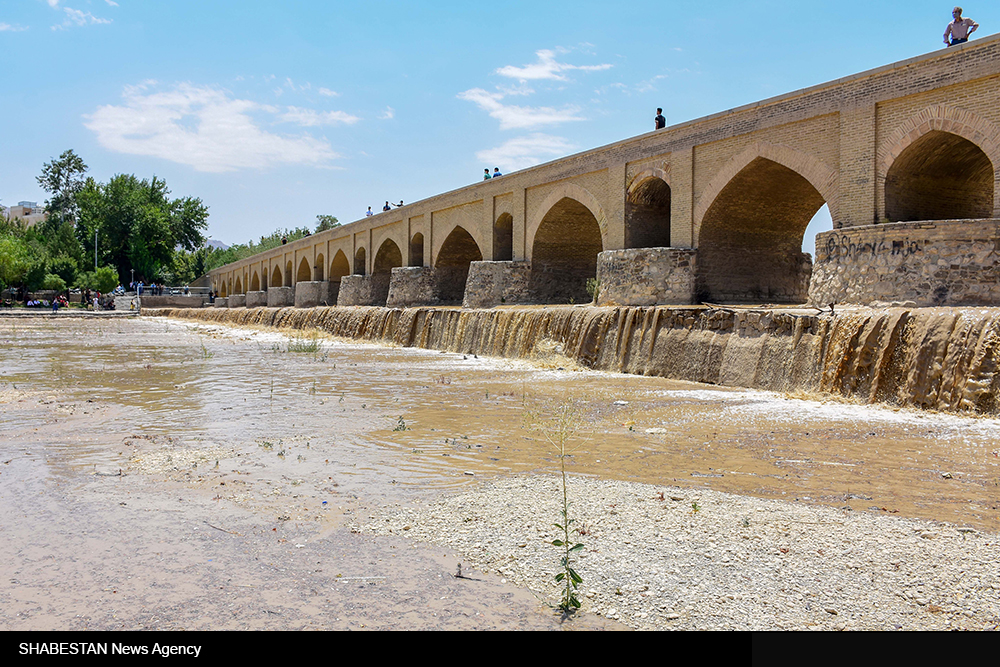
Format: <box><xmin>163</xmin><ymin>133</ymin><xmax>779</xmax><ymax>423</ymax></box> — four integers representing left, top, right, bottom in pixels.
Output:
<box><xmin>435</xmin><ymin>226</ymin><xmax>483</xmax><ymax>304</ymax></box>
<box><xmin>493</xmin><ymin>213</ymin><xmax>513</xmax><ymax>261</ymax></box>
<box><xmin>314</xmin><ymin>254</ymin><xmax>325</xmax><ymax>281</ymax></box>
<box><xmin>234</xmin><ymin>276</ymin><xmax>243</xmax><ymax>294</ymax></box>
<box><xmin>626</xmin><ymin>177</ymin><xmax>671</xmax><ymax>248</ymax></box>
<box><xmin>373</xmin><ymin>239</ymin><xmax>403</xmax><ymax>306</ymax></box>
<box><xmin>530</xmin><ymin>197</ymin><xmax>603</xmax><ymax>304</ymax></box>
<box><xmin>802</xmin><ymin>204</ymin><xmax>833</xmax><ymax>259</ymax></box>
<box><xmin>271</xmin><ymin>266</ymin><xmax>282</xmax><ymax>290</ymax></box>
<box><xmin>284</xmin><ymin>261</ymin><xmax>293</xmax><ymax>287</ymax></box>
<box><xmin>330</xmin><ymin>250</ymin><xmax>350</xmax><ymax>304</ymax></box>
<box><xmin>250</xmin><ymin>271</ymin><xmax>260</xmax><ymax>292</ymax></box>
<box><xmin>697</xmin><ymin>156</ymin><xmax>824</xmax><ymax>304</ymax></box>
<box><xmin>296</xmin><ymin>257</ymin><xmax>311</xmax><ymax>283</ymax></box>
<box><xmin>409</xmin><ymin>233</ymin><xmax>424</xmax><ymax>267</ymax></box>
<box><xmin>354</xmin><ymin>248</ymin><xmax>367</xmax><ymax>276</ymax></box>
<box><xmin>885</xmin><ymin>130</ymin><xmax>994</xmax><ymax>222</ymax></box>
<box><xmin>220</xmin><ymin>281</ymin><xmax>229</xmax><ymax>298</ymax></box>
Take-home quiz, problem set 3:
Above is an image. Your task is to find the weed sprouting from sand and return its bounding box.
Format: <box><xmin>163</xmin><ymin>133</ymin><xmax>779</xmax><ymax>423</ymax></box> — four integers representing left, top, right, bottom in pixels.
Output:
<box><xmin>287</xmin><ymin>330</ymin><xmax>321</xmax><ymax>354</ymax></box>
<box><xmin>392</xmin><ymin>416</ymin><xmax>409</xmax><ymax>432</ymax></box>
<box><xmin>199</xmin><ymin>342</ymin><xmax>214</xmax><ymax>359</ymax></box>
<box><xmin>522</xmin><ymin>396</ymin><xmax>589</xmax><ymax>615</ymax></box>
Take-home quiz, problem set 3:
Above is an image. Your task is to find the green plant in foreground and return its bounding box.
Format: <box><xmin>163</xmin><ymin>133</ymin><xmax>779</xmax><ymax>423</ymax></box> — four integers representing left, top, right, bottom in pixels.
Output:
<box><xmin>586</xmin><ymin>278</ymin><xmax>600</xmax><ymax>304</ymax></box>
<box><xmin>393</xmin><ymin>416</ymin><xmax>408</xmax><ymax>432</ymax></box>
<box><xmin>523</xmin><ymin>398</ymin><xmax>588</xmax><ymax>614</ymax></box>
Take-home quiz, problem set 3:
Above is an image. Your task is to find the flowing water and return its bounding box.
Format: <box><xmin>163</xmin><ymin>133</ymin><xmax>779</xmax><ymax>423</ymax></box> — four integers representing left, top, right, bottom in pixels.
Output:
<box><xmin>4</xmin><ymin>313</ymin><xmax>997</xmax><ymax>532</ymax></box>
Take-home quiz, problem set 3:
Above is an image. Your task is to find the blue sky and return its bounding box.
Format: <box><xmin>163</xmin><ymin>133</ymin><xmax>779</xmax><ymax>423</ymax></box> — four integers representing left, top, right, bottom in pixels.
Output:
<box><xmin>2</xmin><ymin>1</ymin><xmax>996</xmax><ymax>254</ymax></box>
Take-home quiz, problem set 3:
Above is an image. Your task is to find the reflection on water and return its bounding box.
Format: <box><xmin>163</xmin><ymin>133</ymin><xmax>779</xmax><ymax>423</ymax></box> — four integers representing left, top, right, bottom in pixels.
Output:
<box><xmin>1</xmin><ymin>316</ymin><xmax>998</xmax><ymax>533</ymax></box>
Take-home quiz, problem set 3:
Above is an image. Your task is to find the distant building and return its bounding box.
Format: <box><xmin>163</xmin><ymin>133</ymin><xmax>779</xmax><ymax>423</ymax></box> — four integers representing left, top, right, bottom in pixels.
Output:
<box><xmin>4</xmin><ymin>201</ymin><xmax>47</xmax><ymax>227</ymax></box>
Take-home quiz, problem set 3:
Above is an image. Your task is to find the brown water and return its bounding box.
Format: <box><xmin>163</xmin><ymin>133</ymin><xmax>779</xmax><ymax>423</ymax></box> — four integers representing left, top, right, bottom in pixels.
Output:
<box><xmin>4</xmin><ymin>316</ymin><xmax>997</xmax><ymax>530</ymax></box>
<box><xmin>1</xmin><ymin>315</ymin><xmax>999</xmax><ymax>630</ymax></box>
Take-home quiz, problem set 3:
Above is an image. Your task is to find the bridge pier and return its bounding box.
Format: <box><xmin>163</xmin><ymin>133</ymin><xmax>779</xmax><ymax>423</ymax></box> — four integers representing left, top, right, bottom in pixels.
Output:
<box><xmin>266</xmin><ymin>286</ymin><xmax>295</xmax><ymax>307</ymax></box>
<box><xmin>596</xmin><ymin>249</ymin><xmax>697</xmax><ymax>306</ymax></box>
<box><xmin>810</xmin><ymin>218</ymin><xmax>1000</xmax><ymax>307</ymax></box>
<box><xmin>462</xmin><ymin>261</ymin><xmax>532</xmax><ymax>308</ymax></box>
<box><xmin>337</xmin><ymin>275</ymin><xmax>386</xmax><ymax>306</ymax></box>
<box><xmin>293</xmin><ymin>281</ymin><xmax>331</xmax><ymax>308</ymax></box>
<box><xmin>246</xmin><ymin>291</ymin><xmax>267</xmax><ymax>307</ymax></box>
<box><xmin>386</xmin><ymin>267</ymin><xmax>437</xmax><ymax>308</ymax></box>
<box><xmin>228</xmin><ymin>294</ymin><xmax>246</xmax><ymax>308</ymax></box>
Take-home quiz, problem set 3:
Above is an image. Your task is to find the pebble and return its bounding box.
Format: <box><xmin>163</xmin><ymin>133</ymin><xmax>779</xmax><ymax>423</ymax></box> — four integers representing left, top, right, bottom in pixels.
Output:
<box><xmin>354</xmin><ymin>475</ymin><xmax>1000</xmax><ymax>631</ymax></box>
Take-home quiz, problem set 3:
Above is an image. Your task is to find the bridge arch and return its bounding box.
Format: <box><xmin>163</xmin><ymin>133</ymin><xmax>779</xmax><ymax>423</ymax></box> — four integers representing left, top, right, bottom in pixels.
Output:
<box><xmin>435</xmin><ymin>226</ymin><xmax>483</xmax><ymax>304</ymax></box>
<box><xmin>296</xmin><ymin>257</ymin><xmax>311</xmax><ymax>283</ymax></box>
<box><xmin>329</xmin><ymin>250</ymin><xmax>350</xmax><ymax>304</ymax></box>
<box><xmin>284</xmin><ymin>260</ymin><xmax>293</xmax><ymax>287</ymax></box>
<box><xmin>626</xmin><ymin>167</ymin><xmax>671</xmax><ymax>249</ymax></box>
<box><xmin>695</xmin><ymin>143</ymin><xmax>838</xmax><ymax>304</ymax></box>
<box><xmin>354</xmin><ymin>247</ymin><xmax>367</xmax><ymax>276</ymax></box>
<box><xmin>528</xmin><ymin>184</ymin><xmax>608</xmax><ymax>304</ymax></box>
<box><xmin>409</xmin><ymin>233</ymin><xmax>424</xmax><ymax>266</ymax></box>
<box><xmin>250</xmin><ymin>270</ymin><xmax>260</xmax><ymax>292</ymax></box>
<box><xmin>314</xmin><ymin>253</ymin><xmax>324</xmax><ymax>281</ymax></box>
<box><xmin>493</xmin><ymin>213</ymin><xmax>513</xmax><ymax>261</ymax></box>
<box><xmin>880</xmin><ymin>105</ymin><xmax>1000</xmax><ymax>221</ymax></box>
<box><xmin>271</xmin><ymin>265</ymin><xmax>282</xmax><ymax>290</ymax></box>
<box><xmin>234</xmin><ymin>276</ymin><xmax>243</xmax><ymax>295</ymax></box>
<box><xmin>373</xmin><ymin>239</ymin><xmax>404</xmax><ymax>306</ymax></box>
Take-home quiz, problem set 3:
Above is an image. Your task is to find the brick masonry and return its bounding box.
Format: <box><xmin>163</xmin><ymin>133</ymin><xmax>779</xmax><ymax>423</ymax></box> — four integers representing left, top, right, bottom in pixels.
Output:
<box><xmin>209</xmin><ymin>36</ymin><xmax>1000</xmax><ymax>308</ymax></box>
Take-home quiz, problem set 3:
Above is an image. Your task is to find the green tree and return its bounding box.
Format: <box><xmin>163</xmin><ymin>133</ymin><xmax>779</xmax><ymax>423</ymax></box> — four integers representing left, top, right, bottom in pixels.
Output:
<box><xmin>76</xmin><ymin>174</ymin><xmax>209</xmax><ymax>283</ymax></box>
<box><xmin>37</xmin><ymin>150</ymin><xmax>88</xmax><ymax>225</ymax></box>
<box><xmin>315</xmin><ymin>214</ymin><xmax>340</xmax><ymax>232</ymax></box>
<box><xmin>0</xmin><ymin>236</ymin><xmax>37</xmax><ymax>291</ymax></box>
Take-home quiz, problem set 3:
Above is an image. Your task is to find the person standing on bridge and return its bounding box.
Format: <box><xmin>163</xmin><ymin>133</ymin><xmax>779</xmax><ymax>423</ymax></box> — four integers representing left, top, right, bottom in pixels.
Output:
<box><xmin>944</xmin><ymin>7</ymin><xmax>978</xmax><ymax>46</ymax></box>
<box><xmin>655</xmin><ymin>108</ymin><xmax>666</xmax><ymax>130</ymax></box>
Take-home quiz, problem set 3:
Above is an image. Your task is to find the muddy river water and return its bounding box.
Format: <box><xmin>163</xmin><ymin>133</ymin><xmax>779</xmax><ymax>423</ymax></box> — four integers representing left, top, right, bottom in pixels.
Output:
<box><xmin>1</xmin><ymin>315</ymin><xmax>998</xmax><ymax>630</ymax></box>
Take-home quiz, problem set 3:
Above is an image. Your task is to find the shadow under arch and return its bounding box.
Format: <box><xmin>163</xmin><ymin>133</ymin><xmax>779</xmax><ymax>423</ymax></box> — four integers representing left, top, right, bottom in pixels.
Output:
<box><xmin>493</xmin><ymin>213</ymin><xmax>513</xmax><ymax>261</ymax></box>
<box><xmin>330</xmin><ymin>250</ymin><xmax>350</xmax><ymax>304</ymax></box>
<box><xmin>530</xmin><ymin>196</ymin><xmax>604</xmax><ymax>304</ymax></box>
<box><xmin>435</xmin><ymin>226</ymin><xmax>483</xmax><ymax>304</ymax></box>
<box><xmin>696</xmin><ymin>155</ymin><xmax>829</xmax><ymax>304</ymax></box>
<box><xmin>296</xmin><ymin>257</ymin><xmax>311</xmax><ymax>283</ymax></box>
<box><xmin>373</xmin><ymin>238</ymin><xmax>403</xmax><ymax>306</ymax></box>
<box><xmin>626</xmin><ymin>169</ymin><xmax>671</xmax><ymax>249</ymax></box>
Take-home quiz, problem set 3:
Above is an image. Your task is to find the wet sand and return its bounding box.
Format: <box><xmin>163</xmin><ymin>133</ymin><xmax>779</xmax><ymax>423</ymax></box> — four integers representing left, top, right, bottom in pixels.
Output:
<box><xmin>1</xmin><ymin>315</ymin><xmax>998</xmax><ymax>630</ymax></box>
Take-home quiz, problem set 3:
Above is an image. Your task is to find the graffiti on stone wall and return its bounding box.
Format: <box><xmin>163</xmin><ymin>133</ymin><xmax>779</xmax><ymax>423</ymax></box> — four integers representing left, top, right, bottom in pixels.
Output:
<box><xmin>823</xmin><ymin>235</ymin><xmax>923</xmax><ymax>261</ymax></box>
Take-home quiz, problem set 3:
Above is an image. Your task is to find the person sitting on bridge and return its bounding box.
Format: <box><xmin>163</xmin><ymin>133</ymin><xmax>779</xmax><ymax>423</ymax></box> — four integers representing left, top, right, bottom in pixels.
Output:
<box><xmin>383</xmin><ymin>201</ymin><xmax>391</xmax><ymax>211</ymax></box>
<box><xmin>484</xmin><ymin>168</ymin><xmax>492</xmax><ymax>180</ymax></box>
<box><xmin>493</xmin><ymin>167</ymin><xmax>502</xmax><ymax>177</ymax></box>
<box><xmin>944</xmin><ymin>7</ymin><xmax>978</xmax><ymax>46</ymax></box>
<box><xmin>655</xmin><ymin>108</ymin><xmax>666</xmax><ymax>130</ymax></box>
<box><xmin>365</xmin><ymin>207</ymin><xmax>373</xmax><ymax>217</ymax></box>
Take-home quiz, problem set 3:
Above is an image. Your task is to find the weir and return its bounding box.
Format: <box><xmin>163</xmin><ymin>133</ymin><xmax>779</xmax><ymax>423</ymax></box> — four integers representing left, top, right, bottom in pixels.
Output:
<box><xmin>147</xmin><ymin>305</ymin><xmax>1000</xmax><ymax>415</ymax></box>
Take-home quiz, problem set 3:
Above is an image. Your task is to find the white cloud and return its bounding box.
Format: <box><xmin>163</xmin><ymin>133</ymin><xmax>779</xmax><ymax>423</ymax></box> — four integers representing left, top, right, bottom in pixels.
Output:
<box><xmin>496</xmin><ymin>49</ymin><xmax>612</xmax><ymax>82</ymax></box>
<box><xmin>458</xmin><ymin>88</ymin><xmax>584</xmax><ymax>130</ymax></box>
<box><xmin>52</xmin><ymin>7</ymin><xmax>112</xmax><ymax>30</ymax></box>
<box><xmin>0</xmin><ymin>23</ymin><xmax>29</xmax><ymax>32</ymax></box>
<box><xmin>318</xmin><ymin>88</ymin><xmax>339</xmax><ymax>97</ymax></box>
<box><xmin>281</xmin><ymin>106</ymin><xmax>360</xmax><ymax>126</ymax></box>
<box><xmin>379</xmin><ymin>106</ymin><xmax>394</xmax><ymax>120</ymax></box>
<box><xmin>84</xmin><ymin>82</ymin><xmax>341</xmax><ymax>173</ymax></box>
<box><xmin>105</xmin><ymin>0</ymin><xmax>119</xmax><ymax>6</ymax></box>
<box><xmin>475</xmin><ymin>133</ymin><xmax>577</xmax><ymax>172</ymax></box>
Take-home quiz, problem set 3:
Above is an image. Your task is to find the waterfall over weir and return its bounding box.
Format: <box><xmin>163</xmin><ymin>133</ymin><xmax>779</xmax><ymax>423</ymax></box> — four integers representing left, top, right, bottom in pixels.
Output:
<box><xmin>147</xmin><ymin>305</ymin><xmax>1000</xmax><ymax>414</ymax></box>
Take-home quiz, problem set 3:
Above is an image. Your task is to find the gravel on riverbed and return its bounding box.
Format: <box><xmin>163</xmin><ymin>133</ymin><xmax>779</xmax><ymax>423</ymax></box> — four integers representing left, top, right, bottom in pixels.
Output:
<box><xmin>354</xmin><ymin>475</ymin><xmax>1000</xmax><ymax>631</ymax></box>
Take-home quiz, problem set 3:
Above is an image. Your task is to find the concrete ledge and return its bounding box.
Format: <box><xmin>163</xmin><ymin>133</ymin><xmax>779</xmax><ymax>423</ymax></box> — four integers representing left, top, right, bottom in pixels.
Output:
<box><xmin>597</xmin><ymin>248</ymin><xmax>697</xmax><ymax>306</ymax></box>
<box><xmin>266</xmin><ymin>286</ymin><xmax>295</xmax><ymax>307</ymax></box>
<box><xmin>246</xmin><ymin>291</ymin><xmax>267</xmax><ymax>307</ymax></box>
<box><xmin>228</xmin><ymin>294</ymin><xmax>246</xmax><ymax>308</ymax></box>
<box><xmin>463</xmin><ymin>261</ymin><xmax>532</xmax><ymax>308</ymax></box>
<box><xmin>810</xmin><ymin>218</ymin><xmax>1000</xmax><ymax>306</ymax></box>
<box><xmin>213</xmin><ymin>297</ymin><xmax>229</xmax><ymax>308</ymax></box>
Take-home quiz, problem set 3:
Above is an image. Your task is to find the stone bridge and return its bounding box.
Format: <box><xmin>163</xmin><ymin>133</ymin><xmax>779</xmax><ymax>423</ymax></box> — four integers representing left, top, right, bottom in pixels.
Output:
<box><xmin>210</xmin><ymin>35</ymin><xmax>1000</xmax><ymax>310</ymax></box>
